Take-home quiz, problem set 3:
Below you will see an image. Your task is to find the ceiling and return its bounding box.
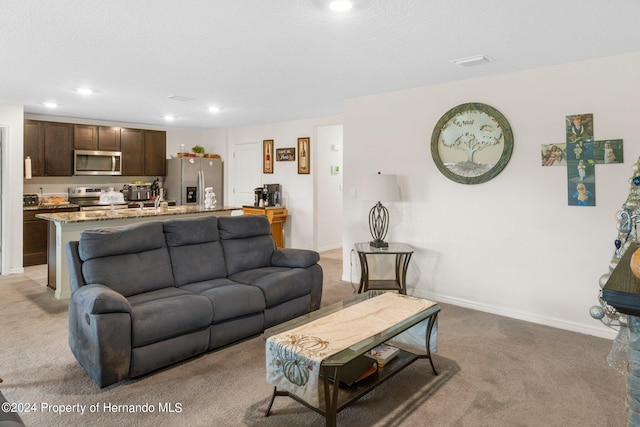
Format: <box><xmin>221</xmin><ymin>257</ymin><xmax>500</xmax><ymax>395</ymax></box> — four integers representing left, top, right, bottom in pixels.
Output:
<box><xmin>3</xmin><ymin>1</ymin><xmax>640</xmax><ymax>129</ymax></box>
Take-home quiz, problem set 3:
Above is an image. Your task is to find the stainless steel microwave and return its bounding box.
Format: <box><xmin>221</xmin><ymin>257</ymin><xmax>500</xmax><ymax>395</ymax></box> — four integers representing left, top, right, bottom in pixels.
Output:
<box><xmin>74</xmin><ymin>150</ymin><xmax>122</xmax><ymax>175</ymax></box>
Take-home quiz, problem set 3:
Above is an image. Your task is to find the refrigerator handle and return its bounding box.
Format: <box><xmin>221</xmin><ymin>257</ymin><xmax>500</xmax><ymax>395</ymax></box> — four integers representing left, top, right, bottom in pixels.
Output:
<box><xmin>198</xmin><ymin>170</ymin><xmax>204</xmax><ymax>208</ymax></box>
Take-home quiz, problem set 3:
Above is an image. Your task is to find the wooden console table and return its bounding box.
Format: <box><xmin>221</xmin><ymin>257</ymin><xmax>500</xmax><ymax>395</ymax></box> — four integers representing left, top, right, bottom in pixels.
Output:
<box><xmin>242</xmin><ymin>206</ymin><xmax>288</xmax><ymax>248</ymax></box>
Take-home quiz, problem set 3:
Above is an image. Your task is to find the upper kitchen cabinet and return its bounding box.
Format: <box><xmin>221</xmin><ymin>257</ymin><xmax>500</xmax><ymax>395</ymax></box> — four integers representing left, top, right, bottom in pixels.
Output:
<box><xmin>25</xmin><ymin>119</ymin><xmax>165</xmax><ymax>177</ymax></box>
<box><xmin>144</xmin><ymin>130</ymin><xmax>166</xmax><ymax>176</ymax></box>
<box><xmin>73</xmin><ymin>124</ymin><xmax>98</xmax><ymax>150</ymax></box>
<box><xmin>24</xmin><ymin>120</ymin><xmax>44</xmax><ymax>176</ymax></box>
<box><xmin>98</xmin><ymin>126</ymin><xmax>121</xmax><ymax>151</ymax></box>
<box><xmin>24</xmin><ymin>120</ymin><xmax>72</xmax><ymax>176</ymax></box>
<box><xmin>74</xmin><ymin>125</ymin><xmax>121</xmax><ymax>151</ymax></box>
<box><xmin>44</xmin><ymin>122</ymin><xmax>73</xmax><ymax>175</ymax></box>
<box><xmin>120</xmin><ymin>128</ymin><xmax>145</xmax><ymax>176</ymax></box>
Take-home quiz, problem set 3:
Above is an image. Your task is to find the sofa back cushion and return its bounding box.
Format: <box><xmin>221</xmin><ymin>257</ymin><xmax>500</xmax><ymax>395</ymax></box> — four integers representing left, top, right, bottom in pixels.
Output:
<box><xmin>78</xmin><ymin>221</ymin><xmax>174</xmax><ymax>297</ymax></box>
<box><xmin>217</xmin><ymin>215</ymin><xmax>275</xmax><ymax>276</ymax></box>
<box><xmin>163</xmin><ymin>216</ymin><xmax>227</xmax><ymax>286</ymax></box>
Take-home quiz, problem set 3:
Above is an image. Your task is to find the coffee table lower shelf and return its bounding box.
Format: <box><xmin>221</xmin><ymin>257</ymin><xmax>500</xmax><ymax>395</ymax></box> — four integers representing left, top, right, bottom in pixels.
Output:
<box><xmin>266</xmin><ymin>348</ymin><xmax>437</xmax><ymax>426</ymax></box>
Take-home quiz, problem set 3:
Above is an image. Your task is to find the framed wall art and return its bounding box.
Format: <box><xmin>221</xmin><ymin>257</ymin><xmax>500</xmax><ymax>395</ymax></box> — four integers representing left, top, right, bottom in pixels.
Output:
<box><xmin>431</xmin><ymin>102</ymin><xmax>514</xmax><ymax>184</ymax></box>
<box><xmin>276</xmin><ymin>147</ymin><xmax>295</xmax><ymax>161</ymax></box>
<box><xmin>263</xmin><ymin>139</ymin><xmax>274</xmax><ymax>174</ymax></box>
<box><xmin>298</xmin><ymin>137</ymin><xmax>310</xmax><ymax>174</ymax></box>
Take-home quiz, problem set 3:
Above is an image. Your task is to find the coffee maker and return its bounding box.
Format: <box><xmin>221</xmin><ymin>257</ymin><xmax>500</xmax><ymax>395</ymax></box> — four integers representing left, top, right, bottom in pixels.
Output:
<box><xmin>254</xmin><ymin>184</ymin><xmax>281</xmax><ymax>207</ymax></box>
<box><xmin>264</xmin><ymin>184</ymin><xmax>281</xmax><ymax>206</ymax></box>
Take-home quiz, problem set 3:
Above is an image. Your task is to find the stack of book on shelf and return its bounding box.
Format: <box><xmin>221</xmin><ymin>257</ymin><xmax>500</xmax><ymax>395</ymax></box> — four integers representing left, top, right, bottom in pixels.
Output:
<box><xmin>326</xmin><ymin>354</ymin><xmax>378</xmax><ymax>388</ymax></box>
<box><xmin>369</xmin><ymin>344</ymin><xmax>400</xmax><ymax>367</ymax></box>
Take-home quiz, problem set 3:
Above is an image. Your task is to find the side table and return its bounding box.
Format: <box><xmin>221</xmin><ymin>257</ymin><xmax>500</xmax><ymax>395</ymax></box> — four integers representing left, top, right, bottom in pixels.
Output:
<box><xmin>242</xmin><ymin>206</ymin><xmax>288</xmax><ymax>248</ymax></box>
<box><xmin>354</xmin><ymin>242</ymin><xmax>413</xmax><ymax>294</ymax></box>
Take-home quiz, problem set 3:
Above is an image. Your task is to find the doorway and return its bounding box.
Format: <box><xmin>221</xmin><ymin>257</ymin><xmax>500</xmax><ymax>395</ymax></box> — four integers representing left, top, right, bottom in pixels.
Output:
<box><xmin>230</xmin><ymin>141</ymin><xmax>262</xmax><ymax>208</ymax></box>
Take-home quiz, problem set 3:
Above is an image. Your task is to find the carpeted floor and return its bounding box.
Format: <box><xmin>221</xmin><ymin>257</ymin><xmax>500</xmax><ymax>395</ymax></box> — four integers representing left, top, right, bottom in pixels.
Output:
<box><xmin>0</xmin><ymin>255</ymin><xmax>627</xmax><ymax>426</ymax></box>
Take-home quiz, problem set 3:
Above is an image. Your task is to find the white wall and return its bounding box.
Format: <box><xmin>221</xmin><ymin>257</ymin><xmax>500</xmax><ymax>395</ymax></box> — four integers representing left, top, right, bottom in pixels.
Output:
<box><xmin>0</xmin><ymin>103</ymin><xmax>24</xmax><ymax>274</ymax></box>
<box><xmin>227</xmin><ymin>115</ymin><xmax>342</xmax><ymax>250</ymax></box>
<box><xmin>343</xmin><ymin>52</ymin><xmax>640</xmax><ymax>339</ymax></box>
<box><xmin>316</xmin><ymin>124</ymin><xmax>343</xmax><ymax>251</ymax></box>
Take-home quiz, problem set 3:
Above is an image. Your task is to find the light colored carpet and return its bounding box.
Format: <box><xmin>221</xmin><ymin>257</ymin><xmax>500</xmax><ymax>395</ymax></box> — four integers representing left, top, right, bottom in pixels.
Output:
<box><xmin>0</xmin><ymin>256</ymin><xmax>627</xmax><ymax>426</ymax></box>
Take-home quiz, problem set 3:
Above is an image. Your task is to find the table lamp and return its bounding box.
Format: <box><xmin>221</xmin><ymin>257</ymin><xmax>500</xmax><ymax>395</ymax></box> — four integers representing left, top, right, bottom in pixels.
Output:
<box><xmin>359</xmin><ymin>172</ymin><xmax>400</xmax><ymax>248</ymax></box>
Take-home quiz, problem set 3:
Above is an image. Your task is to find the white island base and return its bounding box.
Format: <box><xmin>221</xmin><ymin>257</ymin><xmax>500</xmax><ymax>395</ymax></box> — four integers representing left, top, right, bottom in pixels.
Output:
<box><xmin>37</xmin><ymin>206</ymin><xmax>241</xmax><ymax>299</ymax></box>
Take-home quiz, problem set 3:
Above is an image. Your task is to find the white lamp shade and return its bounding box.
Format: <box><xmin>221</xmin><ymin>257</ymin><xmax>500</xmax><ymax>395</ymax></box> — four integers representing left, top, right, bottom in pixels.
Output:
<box><xmin>359</xmin><ymin>173</ymin><xmax>400</xmax><ymax>202</ymax></box>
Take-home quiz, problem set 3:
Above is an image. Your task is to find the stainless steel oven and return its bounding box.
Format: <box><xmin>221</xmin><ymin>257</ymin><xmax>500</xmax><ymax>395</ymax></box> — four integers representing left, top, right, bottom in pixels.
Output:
<box><xmin>74</xmin><ymin>150</ymin><xmax>122</xmax><ymax>176</ymax></box>
<box><xmin>68</xmin><ymin>186</ymin><xmax>128</xmax><ymax>211</ymax></box>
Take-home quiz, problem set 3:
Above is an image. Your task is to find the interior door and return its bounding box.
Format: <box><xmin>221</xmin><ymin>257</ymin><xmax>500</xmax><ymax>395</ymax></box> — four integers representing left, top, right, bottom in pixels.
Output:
<box><xmin>231</xmin><ymin>141</ymin><xmax>261</xmax><ymax>207</ymax></box>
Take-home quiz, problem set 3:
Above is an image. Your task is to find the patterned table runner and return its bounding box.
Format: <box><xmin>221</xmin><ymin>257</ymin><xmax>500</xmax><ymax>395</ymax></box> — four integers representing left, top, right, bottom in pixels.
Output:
<box><xmin>266</xmin><ymin>292</ymin><xmax>436</xmax><ymax>407</ymax></box>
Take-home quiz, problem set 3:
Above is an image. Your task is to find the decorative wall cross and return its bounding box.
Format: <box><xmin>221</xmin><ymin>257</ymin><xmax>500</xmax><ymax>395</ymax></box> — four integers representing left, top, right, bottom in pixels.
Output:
<box><xmin>541</xmin><ymin>113</ymin><xmax>623</xmax><ymax>206</ymax></box>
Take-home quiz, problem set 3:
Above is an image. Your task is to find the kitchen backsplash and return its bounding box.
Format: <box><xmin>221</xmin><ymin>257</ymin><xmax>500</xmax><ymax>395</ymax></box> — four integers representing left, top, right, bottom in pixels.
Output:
<box><xmin>24</xmin><ymin>175</ymin><xmax>165</xmax><ymax>196</ymax></box>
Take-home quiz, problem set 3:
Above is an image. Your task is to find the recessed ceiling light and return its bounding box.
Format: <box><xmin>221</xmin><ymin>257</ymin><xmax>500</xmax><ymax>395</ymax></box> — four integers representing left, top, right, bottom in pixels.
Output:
<box><xmin>208</xmin><ymin>106</ymin><xmax>221</xmax><ymax>113</ymax></box>
<box><xmin>163</xmin><ymin>114</ymin><xmax>176</xmax><ymax>121</ymax></box>
<box><xmin>75</xmin><ymin>87</ymin><xmax>93</xmax><ymax>95</ymax></box>
<box><xmin>43</xmin><ymin>101</ymin><xmax>58</xmax><ymax>108</ymax></box>
<box><xmin>451</xmin><ymin>55</ymin><xmax>491</xmax><ymax>67</ymax></box>
<box><xmin>330</xmin><ymin>1</ymin><xmax>353</xmax><ymax>12</ymax></box>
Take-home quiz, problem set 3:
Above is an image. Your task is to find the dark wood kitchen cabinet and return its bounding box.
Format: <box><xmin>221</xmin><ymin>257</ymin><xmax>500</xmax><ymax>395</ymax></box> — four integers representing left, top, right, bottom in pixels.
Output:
<box><xmin>44</xmin><ymin>122</ymin><xmax>73</xmax><ymax>175</ymax></box>
<box><xmin>23</xmin><ymin>207</ymin><xmax>78</xmax><ymax>268</ymax></box>
<box><xmin>73</xmin><ymin>124</ymin><xmax>98</xmax><ymax>150</ymax></box>
<box><xmin>121</xmin><ymin>128</ymin><xmax>145</xmax><ymax>175</ymax></box>
<box><xmin>24</xmin><ymin>120</ymin><xmax>72</xmax><ymax>176</ymax></box>
<box><xmin>74</xmin><ymin>125</ymin><xmax>121</xmax><ymax>151</ymax></box>
<box><xmin>25</xmin><ymin>119</ymin><xmax>164</xmax><ymax>177</ymax></box>
<box><xmin>98</xmin><ymin>126</ymin><xmax>121</xmax><ymax>151</ymax></box>
<box><xmin>144</xmin><ymin>130</ymin><xmax>166</xmax><ymax>176</ymax></box>
<box><xmin>24</xmin><ymin>120</ymin><xmax>45</xmax><ymax>176</ymax></box>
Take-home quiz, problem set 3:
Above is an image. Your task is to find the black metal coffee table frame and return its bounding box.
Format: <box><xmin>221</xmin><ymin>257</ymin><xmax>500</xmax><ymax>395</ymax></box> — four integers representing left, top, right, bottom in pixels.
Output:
<box><xmin>264</xmin><ymin>291</ymin><xmax>440</xmax><ymax>427</ymax></box>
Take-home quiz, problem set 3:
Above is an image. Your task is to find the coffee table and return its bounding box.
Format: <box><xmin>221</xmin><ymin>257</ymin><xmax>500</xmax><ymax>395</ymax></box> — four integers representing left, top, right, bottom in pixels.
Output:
<box><xmin>264</xmin><ymin>291</ymin><xmax>440</xmax><ymax>426</ymax></box>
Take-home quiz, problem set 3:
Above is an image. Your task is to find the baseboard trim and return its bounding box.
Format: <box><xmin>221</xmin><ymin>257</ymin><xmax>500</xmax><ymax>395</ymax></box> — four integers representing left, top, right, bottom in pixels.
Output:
<box><xmin>412</xmin><ymin>290</ymin><xmax>618</xmax><ymax>340</ymax></box>
<box><xmin>341</xmin><ymin>270</ymin><xmax>619</xmax><ymax>340</ymax></box>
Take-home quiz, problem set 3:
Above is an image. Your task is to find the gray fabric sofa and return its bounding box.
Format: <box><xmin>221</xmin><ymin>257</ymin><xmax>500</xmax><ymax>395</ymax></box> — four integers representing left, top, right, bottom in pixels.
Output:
<box><xmin>65</xmin><ymin>215</ymin><xmax>323</xmax><ymax>387</ymax></box>
<box><xmin>0</xmin><ymin>391</ymin><xmax>25</xmax><ymax>426</ymax></box>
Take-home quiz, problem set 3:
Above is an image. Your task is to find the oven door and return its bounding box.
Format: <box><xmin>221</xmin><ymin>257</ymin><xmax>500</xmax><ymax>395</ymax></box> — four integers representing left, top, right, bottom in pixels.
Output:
<box><xmin>74</xmin><ymin>150</ymin><xmax>122</xmax><ymax>175</ymax></box>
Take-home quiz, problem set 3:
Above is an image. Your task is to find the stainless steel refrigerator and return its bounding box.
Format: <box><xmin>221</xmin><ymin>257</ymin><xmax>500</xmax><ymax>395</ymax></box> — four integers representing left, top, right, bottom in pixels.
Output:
<box><xmin>164</xmin><ymin>157</ymin><xmax>223</xmax><ymax>207</ymax></box>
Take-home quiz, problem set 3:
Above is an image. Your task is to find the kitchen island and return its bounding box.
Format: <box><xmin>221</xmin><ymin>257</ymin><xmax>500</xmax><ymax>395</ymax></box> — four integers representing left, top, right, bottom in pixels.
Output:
<box><xmin>37</xmin><ymin>205</ymin><xmax>241</xmax><ymax>299</ymax></box>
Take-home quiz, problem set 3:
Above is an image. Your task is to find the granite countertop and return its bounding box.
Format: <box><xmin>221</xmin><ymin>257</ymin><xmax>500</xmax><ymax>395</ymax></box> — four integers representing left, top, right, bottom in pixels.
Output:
<box><xmin>36</xmin><ymin>205</ymin><xmax>241</xmax><ymax>224</ymax></box>
<box><xmin>24</xmin><ymin>203</ymin><xmax>80</xmax><ymax>211</ymax></box>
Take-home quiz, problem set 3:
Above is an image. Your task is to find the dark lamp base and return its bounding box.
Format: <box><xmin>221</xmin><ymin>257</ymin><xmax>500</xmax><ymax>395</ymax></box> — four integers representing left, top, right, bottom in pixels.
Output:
<box><xmin>369</xmin><ymin>240</ymin><xmax>389</xmax><ymax>248</ymax></box>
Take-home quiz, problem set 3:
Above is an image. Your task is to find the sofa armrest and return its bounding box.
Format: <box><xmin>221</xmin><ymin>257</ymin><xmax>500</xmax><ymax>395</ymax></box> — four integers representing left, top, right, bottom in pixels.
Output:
<box><xmin>72</xmin><ymin>284</ymin><xmax>132</xmax><ymax>315</ymax></box>
<box><xmin>271</xmin><ymin>248</ymin><xmax>320</xmax><ymax>269</ymax></box>
<box><xmin>66</xmin><ymin>241</ymin><xmax>86</xmax><ymax>293</ymax></box>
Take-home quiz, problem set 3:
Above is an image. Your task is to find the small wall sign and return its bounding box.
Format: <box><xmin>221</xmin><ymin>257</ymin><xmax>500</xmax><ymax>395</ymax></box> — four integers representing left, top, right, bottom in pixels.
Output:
<box><xmin>276</xmin><ymin>148</ymin><xmax>295</xmax><ymax>161</ymax></box>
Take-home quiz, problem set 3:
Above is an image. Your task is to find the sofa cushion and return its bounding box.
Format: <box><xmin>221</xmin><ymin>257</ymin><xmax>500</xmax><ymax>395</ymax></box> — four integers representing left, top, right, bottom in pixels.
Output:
<box><xmin>180</xmin><ymin>278</ymin><xmax>266</xmax><ymax>322</ymax></box>
<box><xmin>79</xmin><ymin>221</ymin><xmax>174</xmax><ymax>297</ymax></box>
<box><xmin>179</xmin><ymin>277</ymin><xmax>238</xmax><ymax>294</ymax></box>
<box><xmin>228</xmin><ymin>266</ymin><xmax>290</xmax><ymax>284</ymax></box>
<box><xmin>81</xmin><ymin>249</ymin><xmax>174</xmax><ymax>297</ymax></box>
<box><xmin>199</xmin><ymin>284</ymin><xmax>266</xmax><ymax>323</ymax></box>
<box><xmin>79</xmin><ymin>221</ymin><xmax>166</xmax><ymax>260</ymax></box>
<box><xmin>218</xmin><ymin>215</ymin><xmax>272</xmax><ymax>239</ymax></box>
<box><xmin>127</xmin><ymin>288</ymin><xmax>213</xmax><ymax>348</ymax></box>
<box><xmin>218</xmin><ymin>215</ymin><xmax>275</xmax><ymax>275</ymax></box>
<box><xmin>163</xmin><ymin>216</ymin><xmax>227</xmax><ymax>286</ymax></box>
<box><xmin>245</xmin><ymin>268</ymin><xmax>313</xmax><ymax>307</ymax></box>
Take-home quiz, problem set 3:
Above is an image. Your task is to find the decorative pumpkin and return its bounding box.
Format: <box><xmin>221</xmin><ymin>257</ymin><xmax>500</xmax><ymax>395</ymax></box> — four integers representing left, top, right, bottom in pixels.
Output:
<box><xmin>282</xmin><ymin>358</ymin><xmax>311</xmax><ymax>386</ymax></box>
<box><xmin>630</xmin><ymin>248</ymin><xmax>640</xmax><ymax>280</ymax></box>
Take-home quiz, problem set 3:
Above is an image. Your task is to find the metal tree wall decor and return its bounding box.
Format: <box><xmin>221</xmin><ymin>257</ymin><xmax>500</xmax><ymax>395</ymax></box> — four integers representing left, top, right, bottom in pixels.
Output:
<box><xmin>431</xmin><ymin>102</ymin><xmax>513</xmax><ymax>185</ymax></box>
